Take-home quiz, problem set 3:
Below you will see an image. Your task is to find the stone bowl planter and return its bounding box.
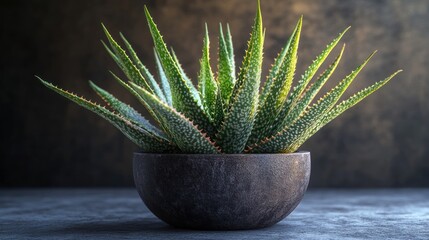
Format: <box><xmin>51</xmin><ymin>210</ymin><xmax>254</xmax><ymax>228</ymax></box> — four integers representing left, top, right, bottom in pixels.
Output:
<box><xmin>133</xmin><ymin>152</ymin><xmax>311</xmax><ymax>230</ymax></box>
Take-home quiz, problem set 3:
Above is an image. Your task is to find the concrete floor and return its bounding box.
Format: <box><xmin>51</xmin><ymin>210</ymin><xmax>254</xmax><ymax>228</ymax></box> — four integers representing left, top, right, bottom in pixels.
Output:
<box><xmin>1</xmin><ymin>188</ymin><xmax>428</xmax><ymax>239</ymax></box>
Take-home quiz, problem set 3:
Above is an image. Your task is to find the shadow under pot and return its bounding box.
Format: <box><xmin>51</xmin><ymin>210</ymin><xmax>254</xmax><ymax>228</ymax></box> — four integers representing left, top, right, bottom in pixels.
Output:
<box><xmin>133</xmin><ymin>151</ymin><xmax>311</xmax><ymax>230</ymax></box>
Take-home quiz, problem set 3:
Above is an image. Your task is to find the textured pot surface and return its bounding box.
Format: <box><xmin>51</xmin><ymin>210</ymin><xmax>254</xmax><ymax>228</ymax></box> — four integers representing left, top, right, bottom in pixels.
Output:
<box><xmin>133</xmin><ymin>152</ymin><xmax>311</xmax><ymax>230</ymax></box>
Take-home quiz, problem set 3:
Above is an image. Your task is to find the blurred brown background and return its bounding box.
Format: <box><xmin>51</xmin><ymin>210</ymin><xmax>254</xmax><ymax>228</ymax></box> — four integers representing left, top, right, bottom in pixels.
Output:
<box><xmin>1</xmin><ymin>0</ymin><xmax>428</xmax><ymax>187</ymax></box>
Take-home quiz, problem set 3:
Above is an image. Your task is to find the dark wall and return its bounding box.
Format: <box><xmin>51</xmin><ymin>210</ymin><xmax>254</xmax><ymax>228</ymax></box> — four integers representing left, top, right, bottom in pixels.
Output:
<box><xmin>1</xmin><ymin>0</ymin><xmax>428</xmax><ymax>187</ymax></box>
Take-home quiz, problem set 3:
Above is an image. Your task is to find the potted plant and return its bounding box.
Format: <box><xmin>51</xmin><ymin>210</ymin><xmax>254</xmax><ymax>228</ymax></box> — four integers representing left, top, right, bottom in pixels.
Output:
<box><xmin>38</xmin><ymin>1</ymin><xmax>400</xmax><ymax>230</ymax></box>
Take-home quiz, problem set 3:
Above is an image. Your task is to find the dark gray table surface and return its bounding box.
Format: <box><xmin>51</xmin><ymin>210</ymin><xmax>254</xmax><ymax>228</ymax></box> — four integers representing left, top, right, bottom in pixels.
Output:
<box><xmin>1</xmin><ymin>189</ymin><xmax>428</xmax><ymax>240</ymax></box>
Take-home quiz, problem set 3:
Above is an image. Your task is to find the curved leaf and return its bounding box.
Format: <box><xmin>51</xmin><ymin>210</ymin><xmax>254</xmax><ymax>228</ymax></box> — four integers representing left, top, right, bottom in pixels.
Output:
<box><xmin>272</xmin><ymin>27</ymin><xmax>351</xmax><ymax>130</ymax></box>
<box><xmin>89</xmin><ymin>80</ymin><xmax>167</xmax><ymax>140</ymax></box>
<box><xmin>38</xmin><ymin>77</ymin><xmax>177</xmax><ymax>152</ymax></box>
<box><xmin>130</xmin><ymin>82</ymin><xmax>220</xmax><ymax>154</ymax></box>
<box><xmin>289</xmin><ymin>70</ymin><xmax>402</xmax><ymax>151</ymax></box>
<box><xmin>101</xmin><ymin>24</ymin><xmax>154</xmax><ymax>94</ymax></box>
<box><xmin>119</xmin><ymin>33</ymin><xmax>167</xmax><ymax>103</ymax></box>
<box><xmin>273</xmin><ymin>44</ymin><xmax>346</xmax><ymax>134</ymax></box>
<box><xmin>248</xmin><ymin>51</ymin><xmax>376</xmax><ymax>153</ymax></box>
<box><xmin>259</xmin><ymin>16</ymin><xmax>302</xmax><ymax>105</ymax></box>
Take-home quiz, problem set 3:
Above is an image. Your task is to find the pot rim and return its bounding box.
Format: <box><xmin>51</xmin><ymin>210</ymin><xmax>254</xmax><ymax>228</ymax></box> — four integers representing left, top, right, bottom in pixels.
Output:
<box><xmin>134</xmin><ymin>151</ymin><xmax>310</xmax><ymax>158</ymax></box>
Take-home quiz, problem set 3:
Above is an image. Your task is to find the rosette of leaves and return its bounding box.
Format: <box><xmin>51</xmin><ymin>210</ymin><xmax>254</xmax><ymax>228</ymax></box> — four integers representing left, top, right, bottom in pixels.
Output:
<box><xmin>38</xmin><ymin>1</ymin><xmax>401</xmax><ymax>154</ymax></box>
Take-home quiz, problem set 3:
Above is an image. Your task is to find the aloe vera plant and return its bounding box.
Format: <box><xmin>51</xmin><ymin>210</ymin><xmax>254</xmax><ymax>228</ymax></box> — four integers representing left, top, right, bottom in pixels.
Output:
<box><xmin>38</xmin><ymin>1</ymin><xmax>401</xmax><ymax>154</ymax></box>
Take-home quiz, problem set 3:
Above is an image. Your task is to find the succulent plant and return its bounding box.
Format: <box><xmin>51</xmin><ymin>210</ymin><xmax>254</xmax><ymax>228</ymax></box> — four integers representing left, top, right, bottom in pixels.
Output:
<box><xmin>38</xmin><ymin>1</ymin><xmax>401</xmax><ymax>154</ymax></box>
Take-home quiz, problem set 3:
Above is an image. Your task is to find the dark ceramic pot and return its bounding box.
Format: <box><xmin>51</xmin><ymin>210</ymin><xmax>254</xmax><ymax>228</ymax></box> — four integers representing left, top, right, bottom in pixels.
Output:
<box><xmin>133</xmin><ymin>152</ymin><xmax>311</xmax><ymax>230</ymax></box>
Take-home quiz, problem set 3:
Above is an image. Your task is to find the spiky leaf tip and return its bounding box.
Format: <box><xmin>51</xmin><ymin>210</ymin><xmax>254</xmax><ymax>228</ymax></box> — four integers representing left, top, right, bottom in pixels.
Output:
<box><xmin>198</xmin><ymin>24</ymin><xmax>219</xmax><ymax>120</ymax></box>
<box><xmin>289</xmin><ymin>69</ymin><xmax>403</xmax><ymax>152</ymax></box>
<box><xmin>273</xmin><ymin>26</ymin><xmax>351</xmax><ymax>129</ymax></box>
<box><xmin>88</xmin><ymin>80</ymin><xmax>167</xmax><ymax>140</ymax></box>
<box><xmin>216</xmin><ymin>0</ymin><xmax>264</xmax><ymax>153</ymax></box>
<box><xmin>217</xmin><ymin>23</ymin><xmax>236</xmax><ymax>105</ymax></box>
<box><xmin>247</xmin><ymin>51</ymin><xmax>379</xmax><ymax>153</ymax></box>
<box><xmin>119</xmin><ymin>33</ymin><xmax>167</xmax><ymax>103</ymax></box>
<box><xmin>37</xmin><ymin>76</ymin><xmax>177</xmax><ymax>152</ymax></box>
<box><xmin>144</xmin><ymin>6</ymin><xmax>215</xmax><ymax>137</ymax></box>
<box><xmin>280</xmin><ymin>43</ymin><xmax>346</xmax><ymax>130</ymax></box>
<box><xmin>101</xmin><ymin>24</ymin><xmax>154</xmax><ymax>93</ymax></box>
<box><xmin>248</xmin><ymin>16</ymin><xmax>302</xmax><ymax>146</ymax></box>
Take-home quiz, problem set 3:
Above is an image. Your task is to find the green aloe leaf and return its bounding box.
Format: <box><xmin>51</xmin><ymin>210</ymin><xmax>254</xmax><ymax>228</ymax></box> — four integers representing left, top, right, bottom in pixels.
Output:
<box><xmin>259</xmin><ymin>49</ymin><xmax>285</xmax><ymax>105</ymax></box>
<box><xmin>170</xmin><ymin>48</ymin><xmax>202</xmax><ymax>106</ymax></box>
<box><xmin>217</xmin><ymin>23</ymin><xmax>236</xmax><ymax>105</ymax></box>
<box><xmin>101</xmin><ymin>40</ymin><xmax>121</xmax><ymax>66</ymax></box>
<box><xmin>198</xmin><ymin>24</ymin><xmax>219</xmax><ymax>120</ymax></box>
<box><xmin>88</xmin><ymin>80</ymin><xmax>167</xmax><ymax>140</ymax></box>
<box><xmin>101</xmin><ymin>24</ymin><xmax>153</xmax><ymax>93</ymax></box>
<box><xmin>108</xmin><ymin>71</ymin><xmax>166</xmax><ymax>131</ymax></box>
<box><xmin>130</xmin><ymin>82</ymin><xmax>220</xmax><ymax>154</ymax></box>
<box><xmin>247</xmin><ymin>17</ymin><xmax>302</xmax><ymax>145</ymax></box>
<box><xmin>248</xmin><ymin>51</ymin><xmax>376</xmax><ymax>153</ymax></box>
<box><xmin>154</xmin><ymin>48</ymin><xmax>172</xmax><ymax>106</ymax></box>
<box><xmin>230</xmin><ymin>38</ymin><xmax>253</xmax><ymax>103</ymax></box>
<box><xmin>259</xmin><ymin>16</ymin><xmax>302</xmax><ymax>105</ymax></box>
<box><xmin>213</xmin><ymin>86</ymin><xmax>225</xmax><ymax>128</ymax></box>
<box><xmin>274</xmin><ymin>43</ymin><xmax>346</xmax><ymax>133</ymax></box>
<box><xmin>144</xmin><ymin>6</ymin><xmax>215</xmax><ymax>137</ymax></box>
<box><xmin>119</xmin><ymin>33</ymin><xmax>167</xmax><ymax>103</ymax></box>
<box><xmin>272</xmin><ymin>27</ymin><xmax>351</xmax><ymax>132</ymax></box>
<box><xmin>38</xmin><ymin>77</ymin><xmax>177</xmax><ymax>152</ymax></box>
<box><xmin>216</xmin><ymin>0</ymin><xmax>264</xmax><ymax>153</ymax></box>
<box><xmin>226</xmin><ymin>24</ymin><xmax>235</xmax><ymax>66</ymax></box>
<box><xmin>287</xmin><ymin>70</ymin><xmax>402</xmax><ymax>152</ymax></box>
